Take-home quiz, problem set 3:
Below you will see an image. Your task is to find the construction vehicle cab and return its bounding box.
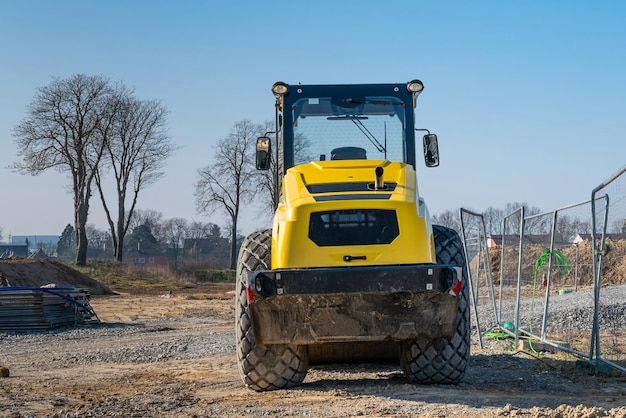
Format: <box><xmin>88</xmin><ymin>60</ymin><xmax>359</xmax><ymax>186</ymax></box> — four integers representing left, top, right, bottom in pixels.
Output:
<box><xmin>236</xmin><ymin>80</ymin><xmax>469</xmax><ymax>391</ymax></box>
<box><xmin>256</xmin><ymin>80</ymin><xmax>438</xmax><ymax>169</ymax></box>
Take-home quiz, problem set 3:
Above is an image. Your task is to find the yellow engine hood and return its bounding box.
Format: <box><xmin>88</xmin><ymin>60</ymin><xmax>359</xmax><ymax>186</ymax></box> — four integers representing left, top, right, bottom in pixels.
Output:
<box><xmin>272</xmin><ymin>160</ymin><xmax>435</xmax><ymax>269</ymax></box>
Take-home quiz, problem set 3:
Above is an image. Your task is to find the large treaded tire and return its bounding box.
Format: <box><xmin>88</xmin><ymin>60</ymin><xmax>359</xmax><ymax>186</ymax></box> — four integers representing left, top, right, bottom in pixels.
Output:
<box><xmin>400</xmin><ymin>224</ymin><xmax>470</xmax><ymax>384</ymax></box>
<box><xmin>235</xmin><ymin>229</ymin><xmax>309</xmax><ymax>391</ymax></box>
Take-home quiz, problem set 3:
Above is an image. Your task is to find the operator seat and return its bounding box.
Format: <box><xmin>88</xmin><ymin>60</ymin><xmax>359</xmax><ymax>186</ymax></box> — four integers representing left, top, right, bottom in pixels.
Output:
<box><xmin>330</xmin><ymin>147</ymin><xmax>367</xmax><ymax>160</ymax></box>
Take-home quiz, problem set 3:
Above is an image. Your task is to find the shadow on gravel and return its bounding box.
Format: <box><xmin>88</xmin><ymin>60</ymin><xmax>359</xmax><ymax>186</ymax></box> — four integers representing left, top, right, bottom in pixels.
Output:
<box><xmin>301</xmin><ymin>353</ymin><xmax>625</xmax><ymax>410</ymax></box>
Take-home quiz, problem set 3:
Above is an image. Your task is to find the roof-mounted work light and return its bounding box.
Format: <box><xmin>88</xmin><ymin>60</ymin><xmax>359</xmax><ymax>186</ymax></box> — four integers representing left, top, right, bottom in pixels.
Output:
<box><xmin>408</xmin><ymin>79</ymin><xmax>424</xmax><ymax>107</ymax></box>
<box><xmin>272</xmin><ymin>81</ymin><xmax>288</xmax><ymax>96</ymax></box>
<box><xmin>407</xmin><ymin>80</ymin><xmax>424</xmax><ymax>93</ymax></box>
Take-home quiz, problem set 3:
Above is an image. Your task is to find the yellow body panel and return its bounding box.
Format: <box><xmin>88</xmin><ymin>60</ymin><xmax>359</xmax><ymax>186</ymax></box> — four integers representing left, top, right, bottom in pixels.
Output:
<box><xmin>271</xmin><ymin>160</ymin><xmax>436</xmax><ymax>269</ymax></box>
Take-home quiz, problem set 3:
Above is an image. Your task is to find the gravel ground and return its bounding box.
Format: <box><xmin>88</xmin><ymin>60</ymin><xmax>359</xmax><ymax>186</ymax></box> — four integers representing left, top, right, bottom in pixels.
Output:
<box><xmin>474</xmin><ymin>283</ymin><xmax>626</xmax><ymax>336</ymax></box>
<box><xmin>0</xmin><ymin>286</ymin><xmax>625</xmax><ymax>417</ymax></box>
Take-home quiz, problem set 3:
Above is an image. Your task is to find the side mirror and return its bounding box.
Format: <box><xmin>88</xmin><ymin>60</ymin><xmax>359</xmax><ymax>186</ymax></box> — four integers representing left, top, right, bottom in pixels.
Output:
<box><xmin>256</xmin><ymin>137</ymin><xmax>272</xmax><ymax>170</ymax></box>
<box><xmin>423</xmin><ymin>134</ymin><xmax>439</xmax><ymax>167</ymax></box>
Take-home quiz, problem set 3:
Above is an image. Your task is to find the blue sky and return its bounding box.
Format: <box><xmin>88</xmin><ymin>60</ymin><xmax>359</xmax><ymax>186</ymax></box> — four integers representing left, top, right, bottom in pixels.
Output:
<box><xmin>1</xmin><ymin>1</ymin><xmax>625</xmax><ymax>238</ymax></box>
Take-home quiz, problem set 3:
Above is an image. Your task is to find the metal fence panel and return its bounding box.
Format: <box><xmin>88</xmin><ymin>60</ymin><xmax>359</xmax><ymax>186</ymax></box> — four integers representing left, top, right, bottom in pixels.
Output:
<box><xmin>460</xmin><ymin>166</ymin><xmax>625</xmax><ymax>375</ymax></box>
<box><xmin>591</xmin><ymin>165</ymin><xmax>626</xmax><ymax>373</ymax></box>
<box><xmin>460</xmin><ymin>209</ymin><xmax>498</xmax><ymax>348</ymax></box>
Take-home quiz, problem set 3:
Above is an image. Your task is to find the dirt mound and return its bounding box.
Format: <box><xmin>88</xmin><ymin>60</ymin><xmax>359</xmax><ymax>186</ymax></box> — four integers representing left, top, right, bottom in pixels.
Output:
<box><xmin>480</xmin><ymin>238</ymin><xmax>626</xmax><ymax>287</ymax></box>
<box><xmin>0</xmin><ymin>259</ymin><xmax>114</xmax><ymax>295</ymax></box>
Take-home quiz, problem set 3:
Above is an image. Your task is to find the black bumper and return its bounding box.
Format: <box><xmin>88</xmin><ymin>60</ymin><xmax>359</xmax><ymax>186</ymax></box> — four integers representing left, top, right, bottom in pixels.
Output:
<box><xmin>246</xmin><ymin>264</ymin><xmax>461</xmax><ymax>345</ymax></box>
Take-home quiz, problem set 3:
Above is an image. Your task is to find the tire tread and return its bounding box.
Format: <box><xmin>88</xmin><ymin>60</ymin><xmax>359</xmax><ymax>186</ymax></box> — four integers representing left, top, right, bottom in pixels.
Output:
<box><xmin>235</xmin><ymin>229</ymin><xmax>308</xmax><ymax>391</ymax></box>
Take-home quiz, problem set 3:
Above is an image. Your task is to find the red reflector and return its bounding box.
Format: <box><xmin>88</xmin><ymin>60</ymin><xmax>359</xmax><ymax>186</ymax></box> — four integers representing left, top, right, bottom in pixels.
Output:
<box><xmin>246</xmin><ymin>286</ymin><xmax>258</xmax><ymax>303</ymax></box>
<box><xmin>449</xmin><ymin>277</ymin><xmax>463</xmax><ymax>296</ymax></box>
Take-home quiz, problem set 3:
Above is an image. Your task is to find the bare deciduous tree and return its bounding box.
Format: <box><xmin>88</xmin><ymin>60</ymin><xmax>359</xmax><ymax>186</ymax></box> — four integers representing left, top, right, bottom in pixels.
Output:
<box><xmin>186</xmin><ymin>220</ymin><xmax>214</xmax><ymax>240</ymax></box>
<box><xmin>554</xmin><ymin>214</ymin><xmax>590</xmax><ymax>243</ymax></box>
<box><xmin>162</xmin><ymin>217</ymin><xmax>188</xmax><ymax>268</ymax></box>
<box><xmin>129</xmin><ymin>209</ymin><xmax>164</xmax><ymax>238</ymax></box>
<box><xmin>195</xmin><ymin>120</ymin><xmax>259</xmax><ymax>269</ymax></box>
<box><xmin>12</xmin><ymin>74</ymin><xmax>113</xmax><ymax>266</ymax></box>
<box><xmin>434</xmin><ymin>203</ymin><xmax>546</xmax><ymax>239</ymax></box>
<box><xmin>483</xmin><ymin>206</ymin><xmax>504</xmax><ymax>236</ymax></box>
<box><xmin>503</xmin><ymin>202</ymin><xmax>545</xmax><ymax>234</ymax></box>
<box><xmin>94</xmin><ymin>92</ymin><xmax>176</xmax><ymax>262</ymax></box>
<box><xmin>432</xmin><ymin>209</ymin><xmax>462</xmax><ymax>233</ymax></box>
<box><xmin>611</xmin><ymin>218</ymin><xmax>626</xmax><ymax>234</ymax></box>
<box><xmin>86</xmin><ymin>224</ymin><xmax>113</xmax><ymax>257</ymax></box>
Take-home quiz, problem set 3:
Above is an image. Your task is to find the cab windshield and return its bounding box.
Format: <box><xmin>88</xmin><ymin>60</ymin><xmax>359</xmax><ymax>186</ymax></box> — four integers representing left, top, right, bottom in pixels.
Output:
<box><xmin>291</xmin><ymin>96</ymin><xmax>407</xmax><ymax>165</ymax></box>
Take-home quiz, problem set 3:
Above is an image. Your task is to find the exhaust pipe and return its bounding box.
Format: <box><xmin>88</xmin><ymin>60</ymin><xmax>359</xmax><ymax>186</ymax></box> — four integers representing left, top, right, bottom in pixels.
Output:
<box><xmin>375</xmin><ymin>166</ymin><xmax>384</xmax><ymax>190</ymax></box>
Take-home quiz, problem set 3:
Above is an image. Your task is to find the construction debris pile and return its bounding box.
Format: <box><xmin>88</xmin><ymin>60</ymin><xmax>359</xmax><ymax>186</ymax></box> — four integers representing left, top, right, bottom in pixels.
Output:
<box><xmin>0</xmin><ymin>258</ymin><xmax>112</xmax><ymax>332</ymax></box>
<box><xmin>0</xmin><ymin>286</ymin><xmax>99</xmax><ymax>331</ymax></box>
